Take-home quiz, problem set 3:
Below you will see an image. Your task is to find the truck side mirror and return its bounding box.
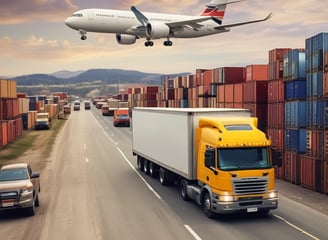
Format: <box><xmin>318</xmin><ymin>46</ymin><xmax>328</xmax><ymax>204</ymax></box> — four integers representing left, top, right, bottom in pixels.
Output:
<box><xmin>272</xmin><ymin>149</ymin><xmax>282</xmax><ymax>168</ymax></box>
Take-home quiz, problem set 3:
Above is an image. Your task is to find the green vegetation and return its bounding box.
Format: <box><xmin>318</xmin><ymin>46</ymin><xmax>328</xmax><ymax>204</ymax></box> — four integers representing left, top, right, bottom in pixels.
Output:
<box><xmin>0</xmin><ymin>117</ymin><xmax>66</xmax><ymax>164</ymax></box>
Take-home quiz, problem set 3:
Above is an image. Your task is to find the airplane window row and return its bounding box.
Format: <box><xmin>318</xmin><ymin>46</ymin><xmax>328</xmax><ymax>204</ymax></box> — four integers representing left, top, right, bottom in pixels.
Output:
<box><xmin>96</xmin><ymin>14</ymin><xmax>115</xmax><ymax>18</ymax></box>
<box><xmin>72</xmin><ymin>13</ymin><xmax>83</xmax><ymax>17</ymax></box>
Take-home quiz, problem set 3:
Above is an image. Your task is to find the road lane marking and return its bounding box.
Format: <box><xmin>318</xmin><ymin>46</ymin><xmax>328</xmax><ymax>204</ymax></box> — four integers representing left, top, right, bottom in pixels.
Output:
<box><xmin>274</xmin><ymin>214</ymin><xmax>320</xmax><ymax>240</ymax></box>
<box><xmin>184</xmin><ymin>225</ymin><xmax>202</xmax><ymax>240</ymax></box>
<box><xmin>117</xmin><ymin>147</ymin><xmax>162</xmax><ymax>201</ymax></box>
<box><xmin>86</xmin><ymin>157</ymin><xmax>89</xmax><ymax>163</ymax></box>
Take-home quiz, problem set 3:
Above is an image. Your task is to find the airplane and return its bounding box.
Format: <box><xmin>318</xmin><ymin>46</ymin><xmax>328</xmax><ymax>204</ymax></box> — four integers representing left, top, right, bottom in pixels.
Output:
<box><xmin>65</xmin><ymin>0</ymin><xmax>272</xmax><ymax>47</ymax></box>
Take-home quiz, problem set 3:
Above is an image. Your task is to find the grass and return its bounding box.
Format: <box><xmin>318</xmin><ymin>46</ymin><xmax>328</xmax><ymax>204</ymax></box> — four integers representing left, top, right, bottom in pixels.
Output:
<box><xmin>0</xmin><ymin>117</ymin><xmax>66</xmax><ymax>164</ymax></box>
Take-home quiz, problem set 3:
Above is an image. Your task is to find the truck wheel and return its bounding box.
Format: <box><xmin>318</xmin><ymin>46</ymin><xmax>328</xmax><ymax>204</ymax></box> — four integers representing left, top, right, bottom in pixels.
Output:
<box><xmin>159</xmin><ymin>168</ymin><xmax>167</xmax><ymax>185</ymax></box>
<box><xmin>203</xmin><ymin>192</ymin><xmax>216</xmax><ymax>218</ymax></box>
<box><xmin>180</xmin><ymin>180</ymin><xmax>189</xmax><ymax>201</ymax></box>
<box><xmin>137</xmin><ymin>157</ymin><xmax>144</xmax><ymax>171</ymax></box>
<box><xmin>35</xmin><ymin>195</ymin><xmax>40</xmax><ymax>207</ymax></box>
<box><xmin>149</xmin><ymin>162</ymin><xmax>158</xmax><ymax>178</ymax></box>
<box><xmin>143</xmin><ymin>160</ymin><xmax>149</xmax><ymax>174</ymax></box>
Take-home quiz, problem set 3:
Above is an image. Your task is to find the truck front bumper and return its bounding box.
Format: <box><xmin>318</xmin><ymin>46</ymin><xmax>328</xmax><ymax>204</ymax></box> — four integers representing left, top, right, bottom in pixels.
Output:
<box><xmin>212</xmin><ymin>196</ymin><xmax>278</xmax><ymax>214</ymax></box>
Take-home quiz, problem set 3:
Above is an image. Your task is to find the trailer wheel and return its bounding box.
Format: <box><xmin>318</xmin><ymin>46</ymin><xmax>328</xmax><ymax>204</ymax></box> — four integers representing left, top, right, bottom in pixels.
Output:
<box><xmin>180</xmin><ymin>180</ymin><xmax>189</xmax><ymax>201</ymax></box>
<box><xmin>159</xmin><ymin>168</ymin><xmax>168</xmax><ymax>185</ymax></box>
<box><xmin>137</xmin><ymin>156</ymin><xmax>144</xmax><ymax>171</ymax></box>
<box><xmin>203</xmin><ymin>192</ymin><xmax>216</xmax><ymax>218</ymax></box>
<box><xmin>143</xmin><ymin>160</ymin><xmax>149</xmax><ymax>174</ymax></box>
<box><xmin>149</xmin><ymin>162</ymin><xmax>158</xmax><ymax>178</ymax></box>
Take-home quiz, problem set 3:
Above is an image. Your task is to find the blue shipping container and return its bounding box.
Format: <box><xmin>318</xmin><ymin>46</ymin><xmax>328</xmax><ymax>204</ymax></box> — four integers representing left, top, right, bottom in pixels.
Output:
<box><xmin>285</xmin><ymin>79</ymin><xmax>306</xmax><ymax>100</ymax></box>
<box><xmin>306</xmin><ymin>32</ymin><xmax>328</xmax><ymax>71</ymax></box>
<box><xmin>307</xmin><ymin>100</ymin><xmax>328</xmax><ymax>128</ymax></box>
<box><xmin>285</xmin><ymin>101</ymin><xmax>307</xmax><ymax>127</ymax></box>
<box><xmin>306</xmin><ymin>71</ymin><xmax>324</xmax><ymax>98</ymax></box>
<box><xmin>285</xmin><ymin>128</ymin><xmax>306</xmax><ymax>153</ymax></box>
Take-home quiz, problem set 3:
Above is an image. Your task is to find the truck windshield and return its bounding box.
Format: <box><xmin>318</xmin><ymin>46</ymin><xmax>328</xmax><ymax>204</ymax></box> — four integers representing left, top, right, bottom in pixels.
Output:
<box><xmin>218</xmin><ymin>147</ymin><xmax>271</xmax><ymax>171</ymax></box>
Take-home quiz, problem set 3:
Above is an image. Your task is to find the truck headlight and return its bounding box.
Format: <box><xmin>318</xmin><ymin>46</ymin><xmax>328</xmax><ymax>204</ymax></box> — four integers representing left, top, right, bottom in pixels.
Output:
<box><xmin>219</xmin><ymin>195</ymin><xmax>234</xmax><ymax>202</ymax></box>
<box><xmin>268</xmin><ymin>191</ymin><xmax>278</xmax><ymax>199</ymax></box>
<box><xmin>20</xmin><ymin>187</ymin><xmax>33</xmax><ymax>195</ymax></box>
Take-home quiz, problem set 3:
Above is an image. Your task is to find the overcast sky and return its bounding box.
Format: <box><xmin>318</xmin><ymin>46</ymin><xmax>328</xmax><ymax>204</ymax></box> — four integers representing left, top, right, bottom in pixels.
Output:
<box><xmin>0</xmin><ymin>0</ymin><xmax>327</xmax><ymax>77</ymax></box>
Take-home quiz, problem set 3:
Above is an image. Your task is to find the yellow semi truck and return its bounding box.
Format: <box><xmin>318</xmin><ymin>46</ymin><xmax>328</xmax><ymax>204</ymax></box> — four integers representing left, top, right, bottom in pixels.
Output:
<box><xmin>132</xmin><ymin>108</ymin><xmax>281</xmax><ymax>218</ymax></box>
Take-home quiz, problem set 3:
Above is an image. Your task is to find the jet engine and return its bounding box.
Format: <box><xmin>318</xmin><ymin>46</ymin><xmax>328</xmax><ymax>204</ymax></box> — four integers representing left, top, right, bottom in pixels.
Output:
<box><xmin>116</xmin><ymin>34</ymin><xmax>137</xmax><ymax>45</ymax></box>
<box><xmin>146</xmin><ymin>22</ymin><xmax>170</xmax><ymax>39</ymax></box>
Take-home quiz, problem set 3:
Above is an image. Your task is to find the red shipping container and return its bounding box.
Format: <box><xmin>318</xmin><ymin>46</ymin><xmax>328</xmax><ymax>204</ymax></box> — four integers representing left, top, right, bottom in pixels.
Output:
<box><xmin>218</xmin><ymin>67</ymin><xmax>245</xmax><ymax>84</ymax></box>
<box><xmin>243</xmin><ymin>81</ymin><xmax>268</xmax><ymax>103</ymax></box>
<box><xmin>243</xmin><ymin>103</ymin><xmax>267</xmax><ymax>131</ymax></box>
<box><xmin>246</xmin><ymin>65</ymin><xmax>268</xmax><ymax>81</ymax></box>
<box><xmin>300</xmin><ymin>155</ymin><xmax>323</xmax><ymax>192</ymax></box>
<box><xmin>224</xmin><ymin>84</ymin><xmax>234</xmax><ymax>103</ymax></box>
<box><xmin>268</xmin><ymin>79</ymin><xmax>285</xmax><ymax>102</ymax></box>
<box><xmin>269</xmin><ymin>48</ymin><xmax>291</xmax><ymax>63</ymax></box>
<box><xmin>325</xmin><ymin>131</ymin><xmax>328</xmax><ymax>161</ymax></box>
<box><xmin>267</xmin><ymin>102</ymin><xmax>284</xmax><ymax>128</ymax></box>
<box><xmin>267</xmin><ymin>127</ymin><xmax>284</xmax><ymax>150</ymax></box>
<box><xmin>144</xmin><ymin>86</ymin><xmax>159</xmax><ymax>94</ymax></box>
<box><xmin>306</xmin><ymin>130</ymin><xmax>325</xmax><ymax>158</ymax></box>
<box><xmin>233</xmin><ymin>103</ymin><xmax>243</xmax><ymax>109</ymax></box>
<box><xmin>233</xmin><ymin>83</ymin><xmax>243</xmax><ymax>103</ymax></box>
<box><xmin>284</xmin><ymin>151</ymin><xmax>300</xmax><ymax>184</ymax></box>
<box><xmin>323</xmin><ymin>161</ymin><xmax>328</xmax><ymax>194</ymax></box>
<box><xmin>217</xmin><ymin>85</ymin><xmax>225</xmax><ymax>103</ymax></box>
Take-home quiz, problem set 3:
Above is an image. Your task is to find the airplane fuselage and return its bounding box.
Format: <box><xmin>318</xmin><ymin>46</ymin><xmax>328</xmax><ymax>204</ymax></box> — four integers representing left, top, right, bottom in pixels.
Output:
<box><xmin>65</xmin><ymin>9</ymin><xmax>227</xmax><ymax>39</ymax></box>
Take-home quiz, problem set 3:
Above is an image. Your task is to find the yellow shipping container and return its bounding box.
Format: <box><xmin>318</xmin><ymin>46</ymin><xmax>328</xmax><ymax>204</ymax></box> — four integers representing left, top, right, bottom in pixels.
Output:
<box><xmin>0</xmin><ymin>80</ymin><xmax>8</xmax><ymax>98</ymax></box>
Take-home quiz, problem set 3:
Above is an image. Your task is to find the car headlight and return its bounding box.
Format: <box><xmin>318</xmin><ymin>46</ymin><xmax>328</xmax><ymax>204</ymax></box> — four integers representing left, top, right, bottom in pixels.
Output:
<box><xmin>20</xmin><ymin>187</ymin><xmax>33</xmax><ymax>195</ymax></box>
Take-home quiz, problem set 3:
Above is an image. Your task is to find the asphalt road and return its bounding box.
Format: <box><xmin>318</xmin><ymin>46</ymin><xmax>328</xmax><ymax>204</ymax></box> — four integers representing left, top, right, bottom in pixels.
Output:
<box><xmin>0</xmin><ymin>107</ymin><xmax>327</xmax><ymax>240</ymax></box>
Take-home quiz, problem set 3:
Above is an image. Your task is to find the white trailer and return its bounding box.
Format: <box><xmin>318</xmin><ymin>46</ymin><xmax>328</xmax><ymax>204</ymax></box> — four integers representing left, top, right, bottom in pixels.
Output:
<box><xmin>132</xmin><ymin>107</ymin><xmax>251</xmax><ymax>180</ymax></box>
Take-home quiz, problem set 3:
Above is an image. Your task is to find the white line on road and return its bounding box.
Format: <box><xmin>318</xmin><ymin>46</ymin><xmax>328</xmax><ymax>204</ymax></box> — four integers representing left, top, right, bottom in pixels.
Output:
<box><xmin>274</xmin><ymin>214</ymin><xmax>320</xmax><ymax>240</ymax></box>
<box><xmin>86</xmin><ymin>157</ymin><xmax>89</xmax><ymax>163</ymax></box>
<box><xmin>116</xmin><ymin>147</ymin><xmax>162</xmax><ymax>201</ymax></box>
<box><xmin>184</xmin><ymin>225</ymin><xmax>202</xmax><ymax>240</ymax></box>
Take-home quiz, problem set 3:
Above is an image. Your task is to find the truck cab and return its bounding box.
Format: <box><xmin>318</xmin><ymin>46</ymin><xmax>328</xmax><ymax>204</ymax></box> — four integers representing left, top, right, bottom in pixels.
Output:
<box><xmin>113</xmin><ymin>108</ymin><xmax>130</xmax><ymax>127</ymax></box>
<box><xmin>194</xmin><ymin>117</ymin><xmax>279</xmax><ymax>217</ymax></box>
<box><xmin>35</xmin><ymin>112</ymin><xmax>51</xmax><ymax>130</ymax></box>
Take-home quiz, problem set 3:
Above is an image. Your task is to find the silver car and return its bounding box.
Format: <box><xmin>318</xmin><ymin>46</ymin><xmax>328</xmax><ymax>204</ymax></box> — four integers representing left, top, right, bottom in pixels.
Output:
<box><xmin>0</xmin><ymin>163</ymin><xmax>40</xmax><ymax>216</ymax></box>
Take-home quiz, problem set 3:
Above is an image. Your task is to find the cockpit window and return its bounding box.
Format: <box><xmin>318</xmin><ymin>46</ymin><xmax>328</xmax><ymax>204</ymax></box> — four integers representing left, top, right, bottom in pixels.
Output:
<box><xmin>72</xmin><ymin>13</ymin><xmax>83</xmax><ymax>17</ymax></box>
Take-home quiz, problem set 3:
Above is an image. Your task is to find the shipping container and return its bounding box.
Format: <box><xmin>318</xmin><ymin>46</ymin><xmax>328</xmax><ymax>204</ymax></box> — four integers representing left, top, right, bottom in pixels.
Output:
<box><xmin>268</xmin><ymin>102</ymin><xmax>284</xmax><ymax>128</ymax></box>
<box><xmin>283</xmin><ymin>49</ymin><xmax>306</xmax><ymax>81</ymax></box>
<box><xmin>306</xmin><ymin>129</ymin><xmax>325</xmax><ymax>157</ymax></box>
<box><xmin>285</xmin><ymin>79</ymin><xmax>306</xmax><ymax>100</ymax></box>
<box><xmin>323</xmin><ymin>161</ymin><xmax>328</xmax><ymax>194</ymax></box>
<box><xmin>284</xmin><ymin>151</ymin><xmax>300</xmax><ymax>184</ymax></box>
<box><xmin>268</xmin><ymin>79</ymin><xmax>284</xmax><ymax>102</ymax></box>
<box><xmin>306</xmin><ymin>100</ymin><xmax>328</xmax><ymax>128</ymax></box>
<box><xmin>307</xmin><ymin>71</ymin><xmax>323</xmax><ymax>98</ymax></box>
<box><xmin>246</xmin><ymin>64</ymin><xmax>268</xmax><ymax>81</ymax></box>
<box><xmin>0</xmin><ymin>122</ymin><xmax>8</xmax><ymax>148</ymax></box>
<box><xmin>268</xmin><ymin>48</ymin><xmax>291</xmax><ymax>80</ymax></box>
<box><xmin>285</xmin><ymin>101</ymin><xmax>307</xmax><ymax>128</ymax></box>
<box><xmin>243</xmin><ymin>81</ymin><xmax>268</xmax><ymax>103</ymax></box>
<box><xmin>306</xmin><ymin>32</ymin><xmax>328</xmax><ymax>72</ymax></box>
<box><xmin>214</xmin><ymin>67</ymin><xmax>245</xmax><ymax>84</ymax></box>
<box><xmin>285</xmin><ymin>128</ymin><xmax>307</xmax><ymax>153</ymax></box>
<box><xmin>243</xmin><ymin>103</ymin><xmax>267</xmax><ymax>131</ymax></box>
<box><xmin>267</xmin><ymin>127</ymin><xmax>284</xmax><ymax>150</ymax></box>
<box><xmin>300</xmin><ymin>155</ymin><xmax>323</xmax><ymax>192</ymax></box>
<box><xmin>274</xmin><ymin>149</ymin><xmax>285</xmax><ymax>179</ymax></box>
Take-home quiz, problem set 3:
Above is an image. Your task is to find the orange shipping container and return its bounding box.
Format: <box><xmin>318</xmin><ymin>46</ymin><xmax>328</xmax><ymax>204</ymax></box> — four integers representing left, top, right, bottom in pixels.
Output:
<box><xmin>224</xmin><ymin>84</ymin><xmax>234</xmax><ymax>103</ymax></box>
<box><xmin>0</xmin><ymin>122</ymin><xmax>8</xmax><ymax>148</ymax></box>
<box><xmin>0</xmin><ymin>80</ymin><xmax>8</xmax><ymax>98</ymax></box>
<box><xmin>233</xmin><ymin>83</ymin><xmax>243</xmax><ymax>103</ymax></box>
<box><xmin>246</xmin><ymin>65</ymin><xmax>268</xmax><ymax>81</ymax></box>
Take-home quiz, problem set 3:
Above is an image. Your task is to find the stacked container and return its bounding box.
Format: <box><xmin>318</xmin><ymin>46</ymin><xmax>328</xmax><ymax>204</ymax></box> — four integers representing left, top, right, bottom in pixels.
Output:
<box><xmin>243</xmin><ymin>65</ymin><xmax>268</xmax><ymax>131</ymax></box>
<box><xmin>283</xmin><ymin>49</ymin><xmax>307</xmax><ymax>184</ymax></box>
<box><xmin>0</xmin><ymin>79</ymin><xmax>22</xmax><ymax>149</ymax></box>
<box><xmin>304</xmin><ymin>33</ymin><xmax>328</xmax><ymax>193</ymax></box>
<box><xmin>267</xmin><ymin>48</ymin><xmax>290</xmax><ymax>179</ymax></box>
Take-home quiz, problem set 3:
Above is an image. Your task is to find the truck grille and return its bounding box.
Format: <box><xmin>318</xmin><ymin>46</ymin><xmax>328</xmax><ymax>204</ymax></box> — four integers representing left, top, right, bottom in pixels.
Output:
<box><xmin>0</xmin><ymin>191</ymin><xmax>18</xmax><ymax>200</ymax></box>
<box><xmin>232</xmin><ymin>177</ymin><xmax>268</xmax><ymax>195</ymax></box>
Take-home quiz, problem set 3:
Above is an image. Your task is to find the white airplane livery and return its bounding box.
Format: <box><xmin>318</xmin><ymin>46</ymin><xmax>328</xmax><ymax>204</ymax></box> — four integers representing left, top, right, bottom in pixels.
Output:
<box><xmin>65</xmin><ymin>0</ymin><xmax>271</xmax><ymax>47</ymax></box>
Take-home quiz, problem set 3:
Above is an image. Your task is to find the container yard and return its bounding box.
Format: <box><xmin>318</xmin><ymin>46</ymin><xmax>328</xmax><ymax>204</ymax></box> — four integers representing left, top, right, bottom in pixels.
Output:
<box><xmin>1</xmin><ymin>32</ymin><xmax>328</xmax><ymax>195</ymax></box>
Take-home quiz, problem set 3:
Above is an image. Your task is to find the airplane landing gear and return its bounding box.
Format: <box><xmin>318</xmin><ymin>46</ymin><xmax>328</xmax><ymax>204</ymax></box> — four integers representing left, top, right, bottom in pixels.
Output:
<box><xmin>81</xmin><ymin>35</ymin><xmax>87</xmax><ymax>40</ymax></box>
<box><xmin>79</xmin><ymin>30</ymin><xmax>87</xmax><ymax>40</ymax></box>
<box><xmin>163</xmin><ymin>40</ymin><xmax>173</xmax><ymax>46</ymax></box>
<box><xmin>145</xmin><ymin>40</ymin><xmax>154</xmax><ymax>47</ymax></box>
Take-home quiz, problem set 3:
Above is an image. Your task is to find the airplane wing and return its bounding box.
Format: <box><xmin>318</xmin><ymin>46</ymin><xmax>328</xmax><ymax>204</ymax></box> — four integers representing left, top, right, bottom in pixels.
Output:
<box><xmin>213</xmin><ymin>13</ymin><xmax>272</xmax><ymax>30</ymax></box>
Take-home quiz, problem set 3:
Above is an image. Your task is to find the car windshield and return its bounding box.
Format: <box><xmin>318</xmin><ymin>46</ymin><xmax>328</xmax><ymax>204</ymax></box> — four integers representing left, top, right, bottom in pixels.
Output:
<box><xmin>0</xmin><ymin>168</ymin><xmax>29</xmax><ymax>181</ymax></box>
<box><xmin>218</xmin><ymin>147</ymin><xmax>271</xmax><ymax>171</ymax></box>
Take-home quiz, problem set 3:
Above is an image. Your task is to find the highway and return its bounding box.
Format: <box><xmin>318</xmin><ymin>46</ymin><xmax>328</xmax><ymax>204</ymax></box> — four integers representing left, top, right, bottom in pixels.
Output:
<box><xmin>0</xmin><ymin>107</ymin><xmax>327</xmax><ymax>240</ymax></box>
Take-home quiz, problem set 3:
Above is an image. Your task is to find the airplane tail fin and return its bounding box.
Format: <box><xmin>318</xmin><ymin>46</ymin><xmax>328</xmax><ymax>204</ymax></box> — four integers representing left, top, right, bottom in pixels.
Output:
<box><xmin>201</xmin><ymin>0</ymin><xmax>243</xmax><ymax>23</ymax></box>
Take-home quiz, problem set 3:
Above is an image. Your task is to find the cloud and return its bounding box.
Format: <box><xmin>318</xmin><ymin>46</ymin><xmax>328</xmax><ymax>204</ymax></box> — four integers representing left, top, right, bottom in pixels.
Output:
<box><xmin>0</xmin><ymin>0</ymin><xmax>77</xmax><ymax>24</ymax></box>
